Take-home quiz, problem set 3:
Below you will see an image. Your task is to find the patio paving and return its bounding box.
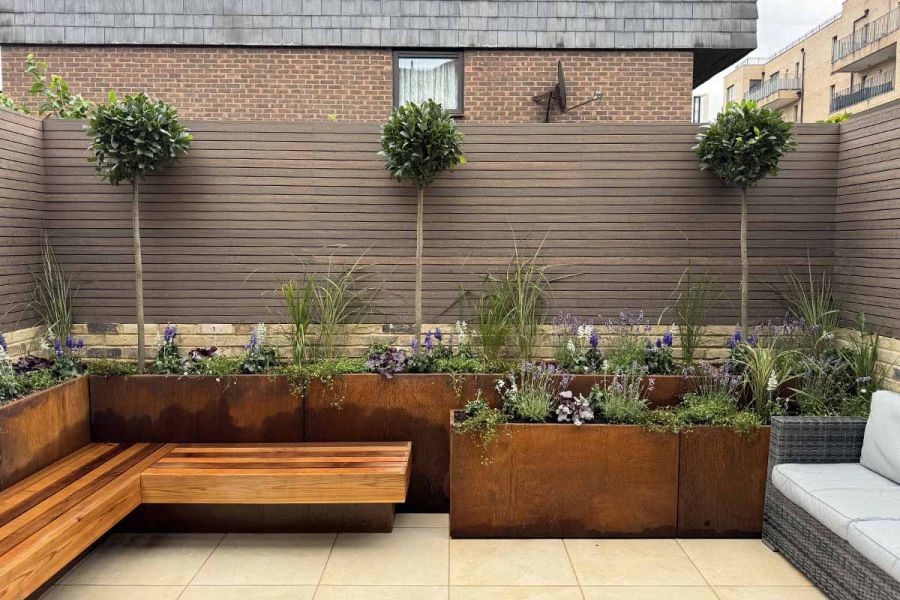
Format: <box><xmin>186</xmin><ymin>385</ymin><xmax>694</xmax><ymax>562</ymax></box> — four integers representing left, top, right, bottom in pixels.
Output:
<box><xmin>42</xmin><ymin>513</ymin><xmax>826</xmax><ymax>600</ymax></box>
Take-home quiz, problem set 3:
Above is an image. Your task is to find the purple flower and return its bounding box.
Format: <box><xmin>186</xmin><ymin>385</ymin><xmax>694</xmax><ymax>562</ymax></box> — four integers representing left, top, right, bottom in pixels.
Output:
<box><xmin>424</xmin><ymin>331</ymin><xmax>434</xmax><ymax>352</ymax></box>
<box><xmin>53</xmin><ymin>337</ymin><xmax>64</xmax><ymax>358</ymax></box>
<box><xmin>410</xmin><ymin>338</ymin><xmax>418</xmax><ymax>351</ymax></box>
<box><xmin>589</xmin><ymin>328</ymin><xmax>599</xmax><ymax>349</ymax></box>
<box><xmin>434</xmin><ymin>328</ymin><xmax>443</xmax><ymax>342</ymax></box>
<box><xmin>164</xmin><ymin>325</ymin><xmax>177</xmax><ymax>343</ymax></box>
<box><xmin>747</xmin><ymin>334</ymin><xmax>759</xmax><ymax>346</ymax></box>
<box><xmin>726</xmin><ymin>327</ymin><xmax>743</xmax><ymax>349</ymax></box>
<box><xmin>662</xmin><ymin>331</ymin><xmax>673</xmax><ymax>347</ymax></box>
<box><xmin>0</xmin><ymin>334</ymin><xmax>7</xmax><ymax>353</ymax></box>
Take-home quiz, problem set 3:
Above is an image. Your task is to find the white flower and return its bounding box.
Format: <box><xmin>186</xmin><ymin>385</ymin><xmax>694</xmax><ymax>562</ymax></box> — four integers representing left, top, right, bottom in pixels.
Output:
<box><xmin>455</xmin><ymin>320</ymin><xmax>469</xmax><ymax>344</ymax></box>
<box><xmin>495</xmin><ymin>379</ymin><xmax>505</xmax><ymax>392</ymax></box>
<box><xmin>576</xmin><ymin>324</ymin><xmax>591</xmax><ymax>340</ymax></box>
<box><xmin>254</xmin><ymin>322</ymin><xmax>267</xmax><ymax>345</ymax></box>
<box><xmin>566</xmin><ymin>339</ymin><xmax>576</xmax><ymax>354</ymax></box>
<box><xmin>767</xmin><ymin>372</ymin><xmax>778</xmax><ymax>392</ymax></box>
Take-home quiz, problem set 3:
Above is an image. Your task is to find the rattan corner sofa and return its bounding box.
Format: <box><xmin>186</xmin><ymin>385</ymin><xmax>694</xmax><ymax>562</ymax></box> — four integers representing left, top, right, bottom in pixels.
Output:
<box><xmin>762</xmin><ymin>390</ymin><xmax>900</xmax><ymax>600</ymax></box>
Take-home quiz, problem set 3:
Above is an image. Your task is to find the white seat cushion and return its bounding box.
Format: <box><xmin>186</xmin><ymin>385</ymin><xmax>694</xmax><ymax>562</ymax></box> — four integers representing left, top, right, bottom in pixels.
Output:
<box><xmin>861</xmin><ymin>390</ymin><xmax>900</xmax><ymax>485</ymax></box>
<box><xmin>772</xmin><ymin>463</ymin><xmax>900</xmax><ymax>539</ymax></box>
<box><xmin>848</xmin><ymin>520</ymin><xmax>900</xmax><ymax>583</ymax></box>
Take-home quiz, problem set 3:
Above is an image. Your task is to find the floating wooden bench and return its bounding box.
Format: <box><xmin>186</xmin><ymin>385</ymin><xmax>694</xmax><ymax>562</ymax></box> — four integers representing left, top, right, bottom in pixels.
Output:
<box><xmin>141</xmin><ymin>442</ymin><xmax>413</xmax><ymax>504</ymax></box>
<box><xmin>0</xmin><ymin>443</ymin><xmax>174</xmax><ymax>600</ymax></box>
<box><xmin>0</xmin><ymin>441</ymin><xmax>411</xmax><ymax>599</ymax></box>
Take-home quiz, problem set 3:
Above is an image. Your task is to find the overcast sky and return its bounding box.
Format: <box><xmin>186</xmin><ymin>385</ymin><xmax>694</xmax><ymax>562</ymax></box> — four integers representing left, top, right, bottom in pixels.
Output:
<box><xmin>695</xmin><ymin>0</ymin><xmax>845</xmax><ymax>116</ymax></box>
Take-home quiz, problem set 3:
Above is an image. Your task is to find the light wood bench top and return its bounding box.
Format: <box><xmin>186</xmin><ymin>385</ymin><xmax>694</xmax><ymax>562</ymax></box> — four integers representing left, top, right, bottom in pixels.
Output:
<box><xmin>0</xmin><ymin>442</ymin><xmax>175</xmax><ymax>600</ymax></box>
<box><xmin>140</xmin><ymin>442</ymin><xmax>413</xmax><ymax>505</ymax></box>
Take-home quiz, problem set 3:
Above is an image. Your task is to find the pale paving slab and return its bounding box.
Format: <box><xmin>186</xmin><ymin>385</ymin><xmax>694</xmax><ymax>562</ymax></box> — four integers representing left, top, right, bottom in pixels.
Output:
<box><xmin>394</xmin><ymin>513</ymin><xmax>450</xmax><ymax>528</ymax></box>
<box><xmin>59</xmin><ymin>533</ymin><xmax>223</xmax><ymax>586</ymax></box>
<box><xmin>180</xmin><ymin>586</ymin><xmax>316</xmax><ymax>599</ymax></box>
<box><xmin>678</xmin><ymin>539</ymin><xmax>812</xmax><ymax>587</ymax></box>
<box><xmin>714</xmin><ymin>587</ymin><xmax>828</xmax><ymax>599</ymax></box>
<box><xmin>450</xmin><ymin>586</ymin><xmax>585</xmax><ymax>599</ymax></box>
<box><xmin>321</xmin><ymin>527</ymin><xmax>449</xmax><ymax>586</ymax></box>
<box><xmin>565</xmin><ymin>539</ymin><xmax>706</xmax><ymax>586</ymax></box>
<box><xmin>42</xmin><ymin>587</ymin><xmax>185</xmax><ymax>600</ymax></box>
<box><xmin>314</xmin><ymin>586</ymin><xmax>448</xmax><ymax>599</ymax></box>
<box><xmin>450</xmin><ymin>539</ymin><xmax>578</xmax><ymax>586</ymax></box>
<box><xmin>192</xmin><ymin>533</ymin><xmax>336</xmax><ymax>586</ymax></box>
<box><xmin>582</xmin><ymin>587</ymin><xmax>717</xmax><ymax>599</ymax></box>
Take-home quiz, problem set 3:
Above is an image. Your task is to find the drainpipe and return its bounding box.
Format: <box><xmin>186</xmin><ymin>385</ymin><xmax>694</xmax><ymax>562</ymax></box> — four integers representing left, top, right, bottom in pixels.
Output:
<box><xmin>800</xmin><ymin>48</ymin><xmax>806</xmax><ymax>122</ymax></box>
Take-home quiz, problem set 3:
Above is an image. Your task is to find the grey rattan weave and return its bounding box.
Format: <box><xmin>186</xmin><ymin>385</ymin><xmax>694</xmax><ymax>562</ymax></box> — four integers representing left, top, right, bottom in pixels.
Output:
<box><xmin>762</xmin><ymin>416</ymin><xmax>900</xmax><ymax>600</ymax></box>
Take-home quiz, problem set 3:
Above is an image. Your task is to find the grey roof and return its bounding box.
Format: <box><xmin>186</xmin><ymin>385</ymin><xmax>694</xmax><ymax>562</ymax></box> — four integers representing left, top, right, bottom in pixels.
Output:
<box><xmin>0</xmin><ymin>1</ymin><xmax>758</xmax><ymax>84</ymax></box>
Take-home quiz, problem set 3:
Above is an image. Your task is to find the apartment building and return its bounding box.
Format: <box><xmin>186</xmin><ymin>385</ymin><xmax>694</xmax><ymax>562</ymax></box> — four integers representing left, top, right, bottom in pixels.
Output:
<box><xmin>724</xmin><ymin>0</ymin><xmax>900</xmax><ymax>122</ymax></box>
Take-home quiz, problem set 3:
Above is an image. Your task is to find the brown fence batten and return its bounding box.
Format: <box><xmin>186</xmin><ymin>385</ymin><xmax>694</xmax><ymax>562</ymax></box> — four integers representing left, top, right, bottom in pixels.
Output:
<box><xmin>2</xmin><ymin>107</ymin><xmax>897</xmax><ymax>337</ymax></box>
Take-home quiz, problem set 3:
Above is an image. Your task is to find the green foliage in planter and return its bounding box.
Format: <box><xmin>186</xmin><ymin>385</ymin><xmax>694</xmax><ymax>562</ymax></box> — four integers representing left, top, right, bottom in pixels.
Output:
<box><xmin>672</xmin><ymin>264</ymin><xmax>716</xmax><ymax>366</ymax></box>
<box><xmin>185</xmin><ymin>355</ymin><xmax>242</xmax><ymax>377</ymax></box>
<box><xmin>694</xmin><ymin>100</ymin><xmax>796</xmax><ymax>329</ymax></box>
<box><xmin>780</xmin><ymin>261</ymin><xmax>840</xmax><ymax>358</ymax></box>
<box><xmin>86</xmin><ymin>360</ymin><xmax>140</xmax><ymax>376</ymax></box>
<box><xmin>379</xmin><ymin>99</ymin><xmax>465</xmax><ymax>348</ymax></box>
<box><xmin>31</xmin><ymin>234</ymin><xmax>76</xmax><ymax>342</ymax></box>
<box><xmin>677</xmin><ymin>393</ymin><xmax>763</xmax><ymax>437</ymax></box>
<box><xmin>25</xmin><ymin>53</ymin><xmax>93</xmax><ymax>119</ymax></box>
<box><xmin>453</xmin><ymin>393</ymin><xmax>508</xmax><ymax>464</ymax></box>
<box><xmin>87</xmin><ymin>92</ymin><xmax>191</xmax><ymax>370</ymax></box>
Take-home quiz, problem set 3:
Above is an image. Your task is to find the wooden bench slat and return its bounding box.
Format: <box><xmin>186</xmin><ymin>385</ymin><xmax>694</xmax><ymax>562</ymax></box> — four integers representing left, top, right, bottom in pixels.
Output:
<box><xmin>141</xmin><ymin>442</ymin><xmax>412</xmax><ymax>505</ymax></box>
<box><xmin>0</xmin><ymin>443</ymin><xmax>176</xmax><ymax>600</ymax></box>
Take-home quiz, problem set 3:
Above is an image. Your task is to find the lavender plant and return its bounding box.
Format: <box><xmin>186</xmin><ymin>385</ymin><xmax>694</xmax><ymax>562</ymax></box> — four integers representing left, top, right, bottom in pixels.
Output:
<box><xmin>590</xmin><ymin>369</ymin><xmax>655</xmax><ymax>424</ymax></box>
<box><xmin>603</xmin><ymin>310</ymin><xmax>653</xmax><ymax>373</ymax></box>
<box><xmin>0</xmin><ymin>334</ymin><xmax>21</xmax><ymax>404</ymax></box>
<box><xmin>498</xmin><ymin>362</ymin><xmax>572</xmax><ymax>423</ymax></box>
<box><xmin>365</xmin><ymin>343</ymin><xmax>408</xmax><ymax>378</ymax></box>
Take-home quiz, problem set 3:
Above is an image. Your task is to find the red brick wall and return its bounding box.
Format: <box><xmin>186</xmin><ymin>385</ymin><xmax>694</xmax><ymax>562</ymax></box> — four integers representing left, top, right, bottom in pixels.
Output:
<box><xmin>1</xmin><ymin>46</ymin><xmax>692</xmax><ymax>123</ymax></box>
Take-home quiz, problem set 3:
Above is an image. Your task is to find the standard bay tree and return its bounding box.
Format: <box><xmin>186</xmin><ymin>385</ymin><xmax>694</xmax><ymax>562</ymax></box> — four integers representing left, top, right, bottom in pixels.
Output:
<box><xmin>379</xmin><ymin>100</ymin><xmax>466</xmax><ymax>350</ymax></box>
<box><xmin>693</xmin><ymin>99</ymin><xmax>796</xmax><ymax>329</ymax></box>
<box><xmin>86</xmin><ymin>92</ymin><xmax>192</xmax><ymax>371</ymax></box>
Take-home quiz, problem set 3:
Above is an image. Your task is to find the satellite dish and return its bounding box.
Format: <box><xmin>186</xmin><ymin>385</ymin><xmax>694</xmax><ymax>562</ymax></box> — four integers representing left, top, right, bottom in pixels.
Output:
<box><xmin>556</xmin><ymin>60</ymin><xmax>567</xmax><ymax>112</ymax></box>
<box><xmin>531</xmin><ymin>60</ymin><xmax>602</xmax><ymax>122</ymax></box>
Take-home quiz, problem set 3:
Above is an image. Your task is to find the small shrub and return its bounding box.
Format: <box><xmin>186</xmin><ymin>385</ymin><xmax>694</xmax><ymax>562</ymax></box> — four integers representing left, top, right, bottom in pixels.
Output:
<box><xmin>591</xmin><ymin>370</ymin><xmax>653</xmax><ymax>425</ymax></box>
<box><xmin>603</xmin><ymin>310</ymin><xmax>653</xmax><ymax>373</ymax></box>
<box><xmin>25</xmin><ymin>54</ymin><xmax>93</xmax><ymax>119</ymax></box>
<box><xmin>645</xmin><ymin>331</ymin><xmax>676</xmax><ymax>375</ymax></box>
<box><xmin>552</xmin><ymin>313</ymin><xmax>603</xmax><ymax>374</ymax></box>
<box><xmin>240</xmin><ymin>324</ymin><xmax>279</xmax><ymax>374</ymax></box>
<box><xmin>0</xmin><ymin>92</ymin><xmax>29</xmax><ymax>114</ymax></box>
<box><xmin>51</xmin><ymin>335</ymin><xmax>84</xmax><ymax>380</ymax></box>
<box><xmin>554</xmin><ymin>390</ymin><xmax>594</xmax><ymax>425</ymax></box>
<box><xmin>87</xmin><ymin>360</ymin><xmax>139</xmax><ymax>376</ymax></box>
<box><xmin>153</xmin><ymin>325</ymin><xmax>182</xmax><ymax>374</ymax></box>
<box><xmin>364</xmin><ymin>344</ymin><xmax>408</xmax><ymax>378</ymax></box>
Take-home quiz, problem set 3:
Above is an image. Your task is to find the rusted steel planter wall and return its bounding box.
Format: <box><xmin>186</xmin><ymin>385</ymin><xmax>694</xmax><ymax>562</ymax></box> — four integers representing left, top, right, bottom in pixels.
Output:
<box><xmin>305</xmin><ymin>374</ymin><xmax>499</xmax><ymax>512</ymax></box>
<box><xmin>0</xmin><ymin>376</ymin><xmax>91</xmax><ymax>489</ymax></box>
<box><xmin>90</xmin><ymin>375</ymin><xmax>302</xmax><ymax>443</ymax></box>
<box><xmin>676</xmin><ymin>426</ymin><xmax>772</xmax><ymax>537</ymax></box>
<box><xmin>568</xmin><ymin>374</ymin><xmax>684</xmax><ymax>408</ymax></box>
<box><xmin>450</xmin><ymin>414</ymin><xmax>680</xmax><ymax>538</ymax></box>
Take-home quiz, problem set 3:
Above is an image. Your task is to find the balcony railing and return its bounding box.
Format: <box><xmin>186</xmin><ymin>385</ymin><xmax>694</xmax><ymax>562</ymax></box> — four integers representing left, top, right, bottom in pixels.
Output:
<box><xmin>833</xmin><ymin>7</ymin><xmax>900</xmax><ymax>63</ymax></box>
<box><xmin>745</xmin><ymin>77</ymin><xmax>802</xmax><ymax>103</ymax></box>
<box><xmin>830</xmin><ymin>71</ymin><xmax>895</xmax><ymax>112</ymax></box>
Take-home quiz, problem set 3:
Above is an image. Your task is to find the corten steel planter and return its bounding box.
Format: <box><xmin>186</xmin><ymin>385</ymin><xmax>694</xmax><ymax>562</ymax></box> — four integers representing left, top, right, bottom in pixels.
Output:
<box><xmin>0</xmin><ymin>376</ymin><xmax>91</xmax><ymax>489</ymax></box>
<box><xmin>450</xmin><ymin>412</ymin><xmax>680</xmax><ymax>538</ymax></box>
<box><xmin>305</xmin><ymin>373</ymin><xmax>500</xmax><ymax>512</ymax></box>
<box><xmin>677</xmin><ymin>425</ymin><xmax>771</xmax><ymax>537</ymax></box>
<box><xmin>89</xmin><ymin>375</ymin><xmax>302</xmax><ymax>443</ymax></box>
<box><xmin>568</xmin><ymin>374</ymin><xmax>684</xmax><ymax>408</ymax></box>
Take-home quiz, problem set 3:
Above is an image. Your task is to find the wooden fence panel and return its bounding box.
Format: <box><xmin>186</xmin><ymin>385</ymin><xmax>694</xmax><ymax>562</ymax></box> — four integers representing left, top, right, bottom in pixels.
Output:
<box><xmin>29</xmin><ymin>119</ymin><xmax>840</xmax><ymax>328</ymax></box>
<box><xmin>0</xmin><ymin>108</ymin><xmax>45</xmax><ymax>331</ymax></box>
<box><xmin>836</xmin><ymin>104</ymin><xmax>900</xmax><ymax>337</ymax></box>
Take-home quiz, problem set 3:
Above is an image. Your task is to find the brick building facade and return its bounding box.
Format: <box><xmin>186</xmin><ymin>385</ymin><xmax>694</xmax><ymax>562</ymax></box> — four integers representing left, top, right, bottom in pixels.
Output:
<box><xmin>0</xmin><ymin>45</ymin><xmax>694</xmax><ymax>122</ymax></box>
<box><xmin>0</xmin><ymin>0</ymin><xmax>756</xmax><ymax>124</ymax></box>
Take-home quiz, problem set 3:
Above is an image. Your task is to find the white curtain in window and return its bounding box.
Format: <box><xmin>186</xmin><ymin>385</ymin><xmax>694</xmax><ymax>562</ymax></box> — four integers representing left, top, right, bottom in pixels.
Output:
<box><xmin>398</xmin><ymin>57</ymin><xmax>459</xmax><ymax>110</ymax></box>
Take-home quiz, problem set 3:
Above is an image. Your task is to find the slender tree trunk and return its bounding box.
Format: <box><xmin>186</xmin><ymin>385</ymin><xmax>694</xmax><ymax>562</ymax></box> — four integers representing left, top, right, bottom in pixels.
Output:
<box><xmin>740</xmin><ymin>187</ymin><xmax>749</xmax><ymax>331</ymax></box>
<box><xmin>414</xmin><ymin>186</ymin><xmax>424</xmax><ymax>352</ymax></box>
<box><xmin>133</xmin><ymin>179</ymin><xmax>146</xmax><ymax>372</ymax></box>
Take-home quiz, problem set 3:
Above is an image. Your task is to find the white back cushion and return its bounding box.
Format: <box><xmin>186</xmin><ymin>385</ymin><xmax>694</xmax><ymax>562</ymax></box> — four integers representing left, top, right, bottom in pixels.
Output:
<box><xmin>861</xmin><ymin>390</ymin><xmax>900</xmax><ymax>485</ymax></box>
